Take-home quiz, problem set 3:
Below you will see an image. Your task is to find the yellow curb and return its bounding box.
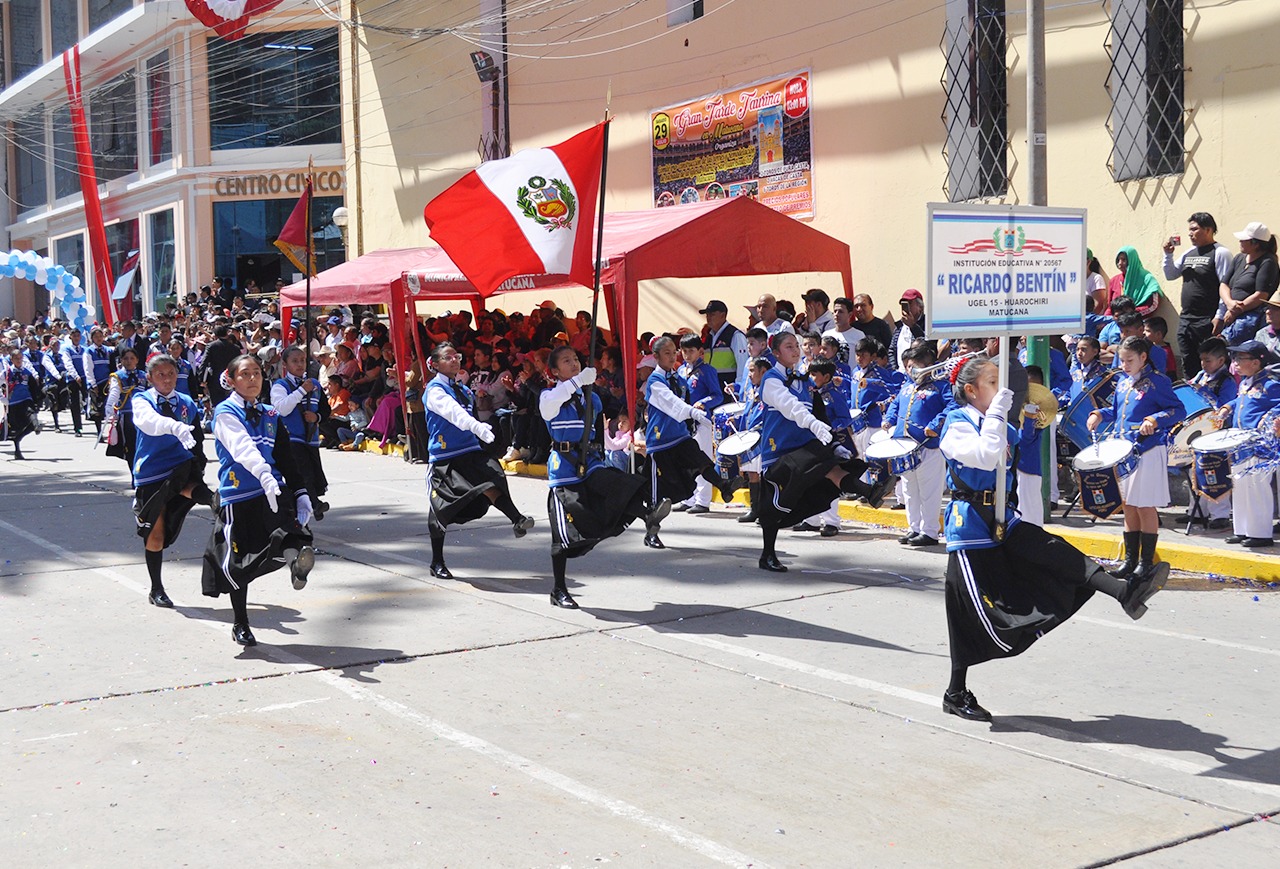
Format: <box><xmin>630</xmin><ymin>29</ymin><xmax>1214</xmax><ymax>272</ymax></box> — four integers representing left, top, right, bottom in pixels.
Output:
<box><xmin>500</xmin><ymin>459</ymin><xmax>752</xmax><ymax>505</ymax></box>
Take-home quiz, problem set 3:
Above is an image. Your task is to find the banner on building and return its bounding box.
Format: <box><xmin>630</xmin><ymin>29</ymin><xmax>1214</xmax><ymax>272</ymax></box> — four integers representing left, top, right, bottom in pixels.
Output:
<box><xmin>926</xmin><ymin>203</ymin><xmax>1088</xmax><ymax>338</ymax></box>
<box><xmin>650</xmin><ymin>71</ymin><xmax>813</xmax><ymax>219</ymax></box>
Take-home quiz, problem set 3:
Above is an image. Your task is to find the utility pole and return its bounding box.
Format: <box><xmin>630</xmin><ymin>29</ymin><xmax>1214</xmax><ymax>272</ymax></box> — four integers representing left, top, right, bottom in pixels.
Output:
<box><xmin>1026</xmin><ymin>0</ymin><xmax>1053</xmax><ymax>515</ymax></box>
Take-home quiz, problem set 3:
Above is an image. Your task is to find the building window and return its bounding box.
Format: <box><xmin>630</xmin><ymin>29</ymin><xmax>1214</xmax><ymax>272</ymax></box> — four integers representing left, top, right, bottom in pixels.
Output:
<box><xmin>941</xmin><ymin>0</ymin><xmax>1008</xmax><ymax>201</ymax></box>
<box><xmin>146</xmin><ymin>51</ymin><xmax>173</xmax><ymax>164</ymax></box>
<box><xmin>105</xmin><ymin>218</ymin><xmax>141</xmax><ymax>318</ymax></box>
<box><xmin>667</xmin><ymin>1</ymin><xmax>704</xmax><ymax>26</ymax></box>
<box><xmin>13</xmin><ymin>110</ymin><xmax>48</xmax><ymax>213</ymax></box>
<box><xmin>10</xmin><ymin>0</ymin><xmax>44</xmax><ymax>81</ymax></box>
<box><xmin>148</xmin><ymin>209</ymin><xmax>177</xmax><ymax>311</ymax></box>
<box><xmin>52</xmin><ymin>107</ymin><xmax>80</xmax><ymax>199</ymax></box>
<box><xmin>212</xmin><ymin>195</ymin><xmax>346</xmax><ymax>291</ymax></box>
<box><xmin>208</xmin><ymin>30</ymin><xmax>341</xmax><ymax>150</ymax></box>
<box><xmin>1106</xmin><ymin>0</ymin><xmax>1184</xmax><ymax>181</ymax></box>
<box><xmin>52</xmin><ymin>233</ymin><xmax>87</xmax><ymax>318</ymax></box>
<box><xmin>51</xmin><ymin>0</ymin><xmax>80</xmax><ymax>56</ymax></box>
<box><xmin>89</xmin><ymin>72</ymin><xmax>138</xmax><ymax>182</ymax></box>
<box><xmin>88</xmin><ymin>0</ymin><xmax>135</xmax><ymax>34</ymax></box>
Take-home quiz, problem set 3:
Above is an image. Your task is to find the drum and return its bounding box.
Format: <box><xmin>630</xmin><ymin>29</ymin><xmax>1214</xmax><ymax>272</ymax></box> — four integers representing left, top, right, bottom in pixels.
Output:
<box><xmin>1072</xmin><ymin>438</ymin><xmax>1138</xmax><ymax>520</ymax></box>
<box><xmin>1191</xmin><ymin>428</ymin><xmax>1257</xmax><ymax>501</ymax></box>
<box><xmin>1173</xmin><ymin>382</ymin><xmax>1214</xmax><ymax>418</ymax></box>
<box><xmin>711</xmin><ymin>402</ymin><xmax>746</xmax><ymax>443</ymax></box>
<box><xmin>868</xmin><ymin>428</ymin><xmax>891</xmax><ymax>446</ymax></box>
<box><xmin>1166</xmin><ymin>408</ymin><xmax>1218</xmax><ymax>468</ymax></box>
<box><xmin>716</xmin><ymin>430</ymin><xmax>762</xmax><ymax>479</ymax></box>
<box><xmin>1055</xmin><ymin>412</ymin><xmax>1079</xmax><ymax>461</ymax></box>
<box><xmin>1059</xmin><ymin>392</ymin><xmax>1109</xmax><ymax>451</ymax></box>
<box><xmin>848</xmin><ymin>409</ymin><xmax>869</xmax><ymax>434</ymax></box>
<box><xmin>864</xmin><ymin>437</ymin><xmax>924</xmax><ymax>476</ymax></box>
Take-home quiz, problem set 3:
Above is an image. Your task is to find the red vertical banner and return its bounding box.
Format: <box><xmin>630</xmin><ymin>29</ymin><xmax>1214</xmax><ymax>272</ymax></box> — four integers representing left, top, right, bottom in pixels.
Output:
<box><xmin>62</xmin><ymin>47</ymin><xmax>117</xmax><ymax>327</ymax></box>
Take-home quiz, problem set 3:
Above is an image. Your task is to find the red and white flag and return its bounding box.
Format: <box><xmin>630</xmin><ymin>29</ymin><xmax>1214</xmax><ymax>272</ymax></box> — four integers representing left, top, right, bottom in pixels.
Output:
<box><xmin>423</xmin><ymin>122</ymin><xmax>607</xmax><ymax>296</ymax></box>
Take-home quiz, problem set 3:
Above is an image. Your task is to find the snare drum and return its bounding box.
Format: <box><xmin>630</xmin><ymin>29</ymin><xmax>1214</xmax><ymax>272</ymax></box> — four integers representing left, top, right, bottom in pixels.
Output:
<box><xmin>716</xmin><ymin>430</ymin><xmax>762</xmax><ymax>479</ymax></box>
<box><xmin>868</xmin><ymin>428</ymin><xmax>891</xmax><ymax>446</ymax></box>
<box><xmin>848</xmin><ymin>408</ymin><xmax>869</xmax><ymax>434</ymax></box>
<box><xmin>1166</xmin><ymin>408</ymin><xmax>1217</xmax><ymax>468</ymax></box>
<box><xmin>711</xmin><ymin>402</ymin><xmax>746</xmax><ymax>443</ymax></box>
<box><xmin>864</xmin><ymin>437</ymin><xmax>924</xmax><ymax>475</ymax></box>
<box><xmin>1072</xmin><ymin>438</ymin><xmax>1138</xmax><ymax>520</ymax></box>
<box><xmin>1191</xmin><ymin>428</ymin><xmax>1257</xmax><ymax>501</ymax></box>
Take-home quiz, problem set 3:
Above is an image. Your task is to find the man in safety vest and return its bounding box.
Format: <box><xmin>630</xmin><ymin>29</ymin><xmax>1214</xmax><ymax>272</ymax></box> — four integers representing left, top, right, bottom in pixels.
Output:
<box><xmin>700</xmin><ymin>299</ymin><xmax>749</xmax><ymax>391</ymax></box>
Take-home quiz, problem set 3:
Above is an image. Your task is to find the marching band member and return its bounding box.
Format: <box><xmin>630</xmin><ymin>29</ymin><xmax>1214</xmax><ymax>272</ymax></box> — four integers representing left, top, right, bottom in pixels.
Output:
<box><xmin>1016</xmin><ymin>367</ymin><xmax>1056</xmax><ymax>527</ymax></box>
<box><xmin>271</xmin><ymin>347</ymin><xmax>330</xmax><ymax>521</ymax></box>
<box><xmin>884</xmin><ymin>344</ymin><xmax>948</xmax><ymax>546</ymax></box>
<box><xmin>168</xmin><ymin>339</ymin><xmax>196</xmax><ymax>397</ymax></box>
<box><xmin>131</xmin><ymin>355</ymin><xmax>213</xmax><ymax>608</ymax></box>
<box><xmin>60</xmin><ymin>327</ymin><xmax>91</xmax><ymax>437</ymax></box>
<box><xmin>26</xmin><ymin>336</ymin><xmax>62</xmax><ymax>430</ymax></box>
<box><xmin>644</xmin><ymin>336</ymin><xmax>740</xmax><ymax>548</ymax></box>
<box><xmin>756</xmin><ymin>332</ymin><xmax>888</xmax><ymax>571</ymax></box>
<box><xmin>735</xmin><ymin>357</ymin><xmax>769</xmax><ymax>525</ymax></box>
<box><xmin>1069</xmin><ymin>336</ymin><xmax>1113</xmax><ymax>404</ymax></box>
<box><xmin>850</xmin><ymin>338</ymin><xmax>890</xmax><ymax>459</ymax></box>
<box><xmin>85</xmin><ymin>327</ymin><xmax>113</xmax><ymax>436</ymax></box>
<box><xmin>733</xmin><ymin>327</ymin><xmax>772</xmax><ymax>399</ymax></box>
<box><xmin>1088</xmin><ymin>336</ymin><xmax>1185</xmax><ymax>581</ymax></box>
<box><xmin>201</xmin><ymin>354</ymin><xmax>316</xmax><ymax>647</ymax></box>
<box><xmin>104</xmin><ymin>347</ymin><xmax>149</xmax><ymax>467</ymax></box>
<box><xmin>1188</xmin><ymin>337</ymin><xmax>1237</xmax><ymax>527</ymax></box>
<box><xmin>540</xmin><ymin>346</ymin><xmax>669</xmax><ymax>608</ymax></box>
<box><xmin>939</xmin><ymin>357</ymin><xmax>1168</xmax><ymax>722</ymax></box>
<box><xmin>675</xmin><ymin>333</ymin><xmax>725</xmax><ymax>514</ymax></box>
<box><xmin>799</xmin><ymin>358</ymin><xmax>857</xmax><ymax>536</ymax></box>
<box><xmin>423</xmin><ymin>343</ymin><xmax>536</xmax><ymax>579</ymax></box>
<box><xmin>1215</xmin><ymin>340</ymin><xmax>1280</xmax><ymax>547</ymax></box>
<box><xmin>4</xmin><ymin>348</ymin><xmax>40</xmax><ymax>460</ymax></box>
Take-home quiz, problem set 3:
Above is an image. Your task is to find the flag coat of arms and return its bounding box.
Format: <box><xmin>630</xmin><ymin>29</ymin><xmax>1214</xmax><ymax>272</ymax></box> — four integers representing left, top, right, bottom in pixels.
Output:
<box><xmin>274</xmin><ymin>177</ymin><xmax>316</xmax><ymax>277</ymax></box>
<box><xmin>423</xmin><ymin>122</ymin><xmax>607</xmax><ymax>296</ymax></box>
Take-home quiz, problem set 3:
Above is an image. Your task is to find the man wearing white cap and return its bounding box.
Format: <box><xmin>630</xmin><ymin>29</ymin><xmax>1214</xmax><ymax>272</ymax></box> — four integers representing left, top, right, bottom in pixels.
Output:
<box><xmin>1219</xmin><ymin>221</ymin><xmax>1279</xmax><ymax>345</ymax></box>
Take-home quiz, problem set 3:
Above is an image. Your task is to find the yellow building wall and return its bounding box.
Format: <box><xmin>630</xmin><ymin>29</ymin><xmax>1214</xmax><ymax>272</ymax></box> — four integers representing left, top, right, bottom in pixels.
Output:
<box><xmin>344</xmin><ymin>0</ymin><xmax>1280</xmax><ymax>344</ymax></box>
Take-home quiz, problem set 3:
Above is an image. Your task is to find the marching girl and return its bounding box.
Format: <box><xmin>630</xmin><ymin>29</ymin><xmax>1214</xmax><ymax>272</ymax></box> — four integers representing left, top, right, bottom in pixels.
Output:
<box><xmin>756</xmin><ymin>332</ymin><xmax>889</xmax><ymax>571</ymax></box>
<box><xmin>883</xmin><ymin>344</ymin><xmax>949</xmax><ymax>546</ymax></box>
<box><xmin>540</xmin><ymin>346</ymin><xmax>670</xmax><ymax>608</ymax></box>
<box><xmin>1087</xmin><ymin>336</ymin><xmax>1185</xmax><ymax>581</ymax></box>
<box><xmin>1214</xmin><ymin>340</ymin><xmax>1280</xmax><ymax>547</ymax></box>
<box><xmin>939</xmin><ymin>357</ymin><xmax>1169</xmax><ymax>722</ymax></box>
<box><xmin>103</xmin><ymin>347</ymin><xmax>149</xmax><ymax>467</ymax></box>
<box><xmin>1069</xmin><ymin>336</ymin><xmax>1114</xmax><ymax>405</ymax></box>
<box><xmin>644</xmin><ymin>336</ymin><xmax>741</xmax><ymax>548</ymax></box>
<box><xmin>422</xmin><ymin>342</ymin><xmax>536</xmax><ymax>579</ymax></box>
<box><xmin>201</xmin><ymin>354</ymin><xmax>316</xmax><ymax>647</ymax></box>
<box><xmin>3</xmin><ymin>348</ymin><xmax>40</xmax><ymax>460</ymax></box>
<box><xmin>168</xmin><ymin>338</ymin><xmax>196</xmax><ymax>397</ymax></box>
<box><xmin>271</xmin><ymin>347</ymin><xmax>330</xmax><ymax>521</ymax></box>
<box><xmin>131</xmin><ymin>355</ymin><xmax>214</xmax><ymax>608</ymax></box>
<box><xmin>85</xmin><ymin>327</ymin><xmax>113</xmax><ymax>436</ymax></box>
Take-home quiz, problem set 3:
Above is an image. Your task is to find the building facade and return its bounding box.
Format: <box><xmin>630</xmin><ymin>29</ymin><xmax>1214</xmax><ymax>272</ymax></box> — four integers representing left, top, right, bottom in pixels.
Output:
<box><xmin>0</xmin><ymin>0</ymin><xmax>347</xmax><ymax>322</ymax></box>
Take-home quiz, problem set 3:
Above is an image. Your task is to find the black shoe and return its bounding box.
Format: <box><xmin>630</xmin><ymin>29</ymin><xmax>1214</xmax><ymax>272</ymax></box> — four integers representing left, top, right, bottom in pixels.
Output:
<box><xmin>737</xmin><ymin>510</ymin><xmax>758</xmax><ymax>524</ymax></box>
<box><xmin>898</xmin><ymin>532</ymin><xmax>918</xmax><ymax>545</ymax></box>
<box><xmin>12</xmin><ymin>448</ymin><xmax>23</xmax><ymax>461</ymax></box>
<box><xmin>792</xmin><ymin>522</ymin><xmax>820</xmax><ymax>533</ymax></box>
<box><xmin>890</xmin><ymin>503</ymin><xmax>905</xmax><ymax>510</ymax></box>
<box><xmin>313</xmin><ymin>499</ymin><xmax>330</xmax><ymax>521</ymax></box>
<box><xmin>1122</xmin><ymin>561</ymin><xmax>1170</xmax><ymax>620</ymax></box>
<box><xmin>1208</xmin><ymin>518</ymin><xmax>1231</xmax><ymax>530</ymax></box>
<box><xmin>645</xmin><ymin>498</ymin><xmax>672</xmax><ymax>528</ymax></box>
<box><xmin>718</xmin><ymin>476</ymin><xmax>745</xmax><ymax>502</ymax></box>
<box><xmin>758</xmin><ymin>554</ymin><xmax>788</xmax><ymax>572</ymax></box>
<box><xmin>290</xmin><ymin>546</ymin><xmax>315</xmax><ymax>590</ymax></box>
<box><xmin>820</xmin><ymin>524</ymin><xmax>839</xmax><ymax>538</ymax></box>
<box><xmin>864</xmin><ymin>475</ymin><xmax>896</xmax><ymax>509</ymax></box>
<box><xmin>907</xmin><ymin>535</ymin><xmax>939</xmax><ymax>547</ymax></box>
<box><xmin>1243</xmin><ymin>537</ymin><xmax>1275</xmax><ymax>548</ymax></box>
<box><xmin>671</xmin><ymin>502</ymin><xmax>691</xmax><ymax>513</ymax></box>
<box><xmin>550</xmin><ymin>588</ymin><xmax>579</xmax><ymax>609</ymax></box>
<box><xmin>147</xmin><ymin>590</ymin><xmax>173</xmax><ymax>608</ymax></box>
<box><xmin>687</xmin><ymin>505</ymin><xmax>710</xmax><ymax>515</ymax></box>
<box><xmin>1225</xmin><ymin>535</ymin><xmax>1246</xmax><ymax>545</ymax></box>
<box><xmin>430</xmin><ymin>562</ymin><xmax>454</xmax><ymax>579</ymax></box>
<box><xmin>232</xmin><ymin>623</ymin><xmax>257</xmax><ymax>646</ymax></box>
<box><xmin>75</xmin><ymin>430</ymin><xmax>83</xmax><ymax>437</ymax></box>
<box><xmin>644</xmin><ymin>533</ymin><xmax>665</xmax><ymax>549</ymax></box>
<box><xmin>943</xmin><ymin>690</ymin><xmax>992</xmax><ymax>722</ymax></box>
<box><xmin>512</xmin><ymin>515</ymin><xmax>536</xmax><ymax>538</ymax></box>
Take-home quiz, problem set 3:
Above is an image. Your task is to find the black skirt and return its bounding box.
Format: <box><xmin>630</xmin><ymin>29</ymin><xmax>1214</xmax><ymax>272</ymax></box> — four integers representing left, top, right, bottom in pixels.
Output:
<box><xmin>759</xmin><ymin>440</ymin><xmax>856</xmax><ymax>526</ymax></box>
<box><xmin>133</xmin><ymin>458</ymin><xmax>212</xmax><ymax>548</ymax></box>
<box><xmin>548</xmin><ymin>466</ymin><xmax>648</xmax><ymax>558</ymax></box>
<box><xmin>201</xmin><ymin>493</ymin><xmax>313</xmax><ymax>596</ymax></box>
<box><xmin>944</xmin><ymin>521</ymin><xmax>1095</xmax><ymax>668</ymax></box>
<box><xmin>105</xmin><ymin>414</ymin><xmax>137</xmax><ymax>465</ymax></box>
<box><xmin>427</xmin><ymin>449</ymin><xmax>511</xmax><ymax>528</ymax></box>
<box><xmin>89</xmin><ymin>383</ymin><xmax>108</xmax><ymax>421</ymax></box>
<box><xmin>648</xmin><ymin>437</ymin><xmax>712</xmax><ymax>505</ymax></box>
<box><xmin>5</xmin><ymin>399</ymin><xmax>38</xmax><ymax>440</ymax></box>
<box><xmin>289</xmin><ymin>442</ymin><xmax>329</xmax><ymax>498</ymax></box>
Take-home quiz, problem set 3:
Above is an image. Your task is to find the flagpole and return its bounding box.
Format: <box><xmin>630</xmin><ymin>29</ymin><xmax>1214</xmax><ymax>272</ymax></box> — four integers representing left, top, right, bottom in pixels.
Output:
<box><xmin>304</xmin><ymin>158</ymin><xmax>315</xmax><ymax>442</ymax></box>
<box><xmin>578</xmin><ymin>110</ymin><xmax>611</xmax><ymax>477</ymax></box>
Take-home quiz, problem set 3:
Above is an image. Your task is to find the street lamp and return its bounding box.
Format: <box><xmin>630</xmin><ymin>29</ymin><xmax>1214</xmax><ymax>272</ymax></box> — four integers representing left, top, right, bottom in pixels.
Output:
<box><xmin>332</xmin><ymin>206</ymin><xmax>349</xmax><ymax>252</ymax></box>
<box><xmin>470</xmin><ymin>51</ymin><xmax>505</xmax><ymax>161</ymax></box>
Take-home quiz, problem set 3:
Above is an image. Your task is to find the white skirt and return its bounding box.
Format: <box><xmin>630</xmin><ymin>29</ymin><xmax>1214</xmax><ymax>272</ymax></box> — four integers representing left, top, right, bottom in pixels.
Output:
<box><xmin>1120</xmin><ymin>445</ymin><xmax>1171</xmax><ymax>508</ymax></box>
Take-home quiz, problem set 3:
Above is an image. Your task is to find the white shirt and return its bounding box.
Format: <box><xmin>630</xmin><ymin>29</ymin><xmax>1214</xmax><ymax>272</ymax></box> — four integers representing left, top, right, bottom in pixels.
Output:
<box><xmin>761</xmin><ymin>317</ymin><xmax>795</xmax><ymax>337</ymax></box>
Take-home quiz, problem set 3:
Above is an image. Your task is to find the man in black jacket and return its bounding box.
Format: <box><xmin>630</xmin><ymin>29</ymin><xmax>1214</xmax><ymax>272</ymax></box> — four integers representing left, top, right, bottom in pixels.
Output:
<box><xmin>196</xmin><ymin>323</ymin><xmax>243</xmax><ymax>407</ymax></box>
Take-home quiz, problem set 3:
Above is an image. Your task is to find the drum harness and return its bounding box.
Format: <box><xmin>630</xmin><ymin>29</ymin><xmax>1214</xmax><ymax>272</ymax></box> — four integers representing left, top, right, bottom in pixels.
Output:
<box><xmin>949</xmin><ymin>440</ymin><xmax>1021</xmax><ymax>533</ymax></box>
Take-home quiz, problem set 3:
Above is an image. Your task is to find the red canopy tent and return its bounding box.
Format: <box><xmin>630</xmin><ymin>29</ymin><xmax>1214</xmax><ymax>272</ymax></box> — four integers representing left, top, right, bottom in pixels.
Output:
<box><xmin>281</xmin><ymin>196</ymin><xmax>854</xmax><ymax>418</ymax></box>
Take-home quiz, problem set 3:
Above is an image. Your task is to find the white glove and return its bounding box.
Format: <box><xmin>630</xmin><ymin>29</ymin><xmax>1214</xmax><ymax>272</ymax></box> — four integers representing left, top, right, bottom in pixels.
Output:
<box><xmin>296</xmin><ymin>494</ymin><xmax>313</xmax><ymax>528</ymax></box>
<box><xmin>106</xmin><ymin>422</ymin><xmax>119</xmax><ymax>445</ymax></box>
<box><xmin>988</xmin><ymin>388</ymin><xmax>1014</xmax><ymax>420</ymax></box>
<box><xmin>574</xmin><ymin>367</ymin><xmax>597</xmax><ymax>388</ymax></box>
<box><xmin>1022</xmin><ymin>403</ymin><xmax>1039</xmax><ymax>417</ymax></box>
<box><xmin>176</xmin><ymin>424</ymin><xmax>197</xmax><ymax>450</ymax></box>
<box><xmin>834</xmin><ymin>445</ymin><xmax>853</xmax><ymax>460</ymax></box>
<box><xmin>476</xmin><ymin>423</ymin><xmax>496</xmax><ymax>444</ymax></box>
<box><xmin>260</xmin><ymin>473</ymin><xmax>281</xmax><ymax>513</ymax></box>
<box><xmin>809</xmin><ymin>418</ymin><xmax>834</xmax><ymax>445</ymax></box>
<box><xmin>690</xmin><ymin>407</ymin><xmax>709</xmax><ymax>426</ymax></box>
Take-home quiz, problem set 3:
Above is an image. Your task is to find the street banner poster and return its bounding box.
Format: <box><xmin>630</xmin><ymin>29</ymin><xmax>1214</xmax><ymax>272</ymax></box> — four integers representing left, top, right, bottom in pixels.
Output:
<box><xmin>926</xmin><ymin>203</ymin><xmax>1088</xmax><ymax>338</ymax></box>
<box><xmin>650</xmin><ymin>71</ymin><xmax>813</xmax><ymax>219</ymax></box>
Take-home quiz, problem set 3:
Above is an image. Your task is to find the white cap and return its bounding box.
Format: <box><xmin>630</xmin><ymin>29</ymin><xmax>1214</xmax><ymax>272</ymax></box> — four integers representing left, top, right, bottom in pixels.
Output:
<box><xmin>1234</xmin><ymin>221</ymin><xmax>1272</xmax><ymax>242</ymax></box>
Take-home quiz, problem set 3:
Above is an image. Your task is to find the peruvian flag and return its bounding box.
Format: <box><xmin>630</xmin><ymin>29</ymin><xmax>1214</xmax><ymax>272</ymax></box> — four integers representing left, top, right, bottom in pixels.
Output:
<box><xmin>424</xmin><ymin>121</ymin><xmax>607</xmax><ymax>296</ymax></box>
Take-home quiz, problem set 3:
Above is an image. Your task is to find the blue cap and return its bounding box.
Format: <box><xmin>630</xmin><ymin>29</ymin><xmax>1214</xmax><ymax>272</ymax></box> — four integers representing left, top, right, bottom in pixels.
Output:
<box><xmin>1228</xmin><ymin>340</ymin><xmax>1267</xmax><ymax>358</ymax></box>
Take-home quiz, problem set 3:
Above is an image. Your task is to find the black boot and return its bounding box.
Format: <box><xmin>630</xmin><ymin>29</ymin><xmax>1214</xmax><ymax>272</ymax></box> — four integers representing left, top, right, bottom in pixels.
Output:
<box><xmin>1122</xmin><ymin>558</ymin><xmax>1170</xmax><ymax>620</ymax></box>
<box><xmin>1110</xmin><ymin>531</ymin><xmax>1140</xmax><ymax>579</ymax></box>
<box><xmin>549</xmin><ymin>554</ymin><xmax>578</xmax><ymax>608</ymax></box>
<box><xmin>738</xmin><ymin>482</ymin><xmax>760</xmax><ymax>523</ymax></box>
<box><xmin>758</xmin><ymin>523</ymin><xmax>787</xmax><ymax>572</ymax></box>
<box><xmin>1133</xmin><ymin>532</ymin><xmax>1159</xmax><ymax>580</ymax></box>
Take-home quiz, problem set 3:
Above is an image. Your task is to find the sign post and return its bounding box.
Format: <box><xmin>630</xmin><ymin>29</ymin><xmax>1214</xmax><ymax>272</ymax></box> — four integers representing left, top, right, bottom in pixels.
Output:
<box><xmin>926</xmin><ymin>203</ymin><xmax>1087</xmax><ymax>537</ymax></box>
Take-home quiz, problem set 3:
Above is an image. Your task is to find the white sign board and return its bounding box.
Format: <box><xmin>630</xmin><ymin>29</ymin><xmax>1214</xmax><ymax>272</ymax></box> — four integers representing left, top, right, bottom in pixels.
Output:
<box><xmin>926</xmin><ymin>203</ymin><xmax>1087</xmax><ymax>338</ymax></box>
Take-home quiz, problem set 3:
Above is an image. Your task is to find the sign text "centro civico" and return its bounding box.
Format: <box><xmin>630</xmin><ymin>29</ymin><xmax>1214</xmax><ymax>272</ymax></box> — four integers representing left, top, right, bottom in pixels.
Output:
<box><xmin>214</xmin><ymin>170</ymin><xmax>344</xmax><ymax>197</ymax></box>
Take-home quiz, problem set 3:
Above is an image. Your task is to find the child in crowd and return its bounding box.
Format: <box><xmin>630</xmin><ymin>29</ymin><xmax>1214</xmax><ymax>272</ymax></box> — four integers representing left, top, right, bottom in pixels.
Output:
<box><xmin>884</xmin><ymin>344</ymin><xmax>948</xmax><ymax>546</ymax></box>
<box><xmin>605</xmin><ymin>411</ymin><xmax>633</xmax><ymax>471</ymax></box>
<box><xmin>1143</xmin><ymin>316</ymin><xmax>1178</xmax><ymax>379</ymax></box>
<box><xmin>799</xmin><ymin>331</ymin><xmax>822</xmax><ymax>375</ymax></box>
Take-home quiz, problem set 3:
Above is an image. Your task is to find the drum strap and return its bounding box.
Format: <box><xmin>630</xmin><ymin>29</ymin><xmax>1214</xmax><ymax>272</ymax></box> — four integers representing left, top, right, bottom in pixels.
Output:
<box><xmin>810</xmin><ymin>389</ymin><xmax>830</xmax><ymax>425</ymax></box>
<box><xmin>949</xmin><ymin>448</ymin><xmax>1021</xmax><ymax>532</ymax></box>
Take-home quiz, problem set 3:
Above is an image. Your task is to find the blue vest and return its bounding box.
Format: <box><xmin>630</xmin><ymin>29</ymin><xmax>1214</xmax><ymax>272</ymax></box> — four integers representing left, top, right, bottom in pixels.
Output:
<box><xmin>543</xmin><ymin>388</ymin><xmax>605</xmax><ymax>487</ymax></box>
<box><xmin>680</xmin><ymin>360</ymin><xmax>724</xmax><ymax>412</ymax></box>
<box><xmin>940</xmin><ymin>406</ymin><xmax>1022</xmax><ymax>551</ymax></box>
<box><xmin>850</xmin><ymin>365</ymin><xmax>889</xmax><ymax>428</ymax></box>
<box><xmin>112</xmin><ymin>369</ymin><xmax>148</xmax><ymax>415</ymax></box>
<box><xmin>759</xmin><ymin>366</ymin><xmax>814</xmax><ymax>470</ymax></box>
<box><xmin>87</xmin><ymin>345</ymin><xmax>112</xmax><ymax>383</ymax></box>
<box><xmin>425</xmin><ymin>374</ymin><xmax>480</xmax><ymax>462</ymax></box>
<box><xmin>63</xmin><ymin>342</ymin><xmax>87</xmax><ymax>378</ymax></box>
<box><xmin>886</xmin><ymin>379</ymin><xmax>947</xmax><ymax>449</ymax></box>
<box><xmin>132</xmin><ymin>389</ymin><xmax>201</xmax><ymax>487</ymax></box>
<box><xmin>813</xmin><ymin>382</ymin><xmax>854</xmax><ymax>431</ymax></box>
<box><xmin>173</xmin><ymin>358</ymin><xmax>193</xmax><ymax>396</ymax></box>
<box><xmin>644</xmin><ymin>368</ymin><xmax>694</xmax><ymax>454</ymax></box>
<box><xmin>214</xmin><ymin>398</ymin><xmax>282</xmax><ymax>505</ymax></box>
<box><xmin>5</xmin><ymin>364</ymin><xmax>34</xmax><ymax>404</ymax></box>
<box><xmin>274</xmin><ymin>375</ymin><xmax>322</xmax><ymax>446</ymax></box>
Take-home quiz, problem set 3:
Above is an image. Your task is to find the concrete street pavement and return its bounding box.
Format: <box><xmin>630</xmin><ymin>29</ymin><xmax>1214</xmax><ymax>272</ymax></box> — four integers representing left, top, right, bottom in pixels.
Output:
<box><xmin>3</xmin><ymin>430</ymin><xmax>1279</xmax><ymax>867</ymax></box>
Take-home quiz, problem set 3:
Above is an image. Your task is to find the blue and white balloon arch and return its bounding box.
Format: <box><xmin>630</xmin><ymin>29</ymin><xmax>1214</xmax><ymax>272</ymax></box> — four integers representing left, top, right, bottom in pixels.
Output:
<box><xmin>0</xmin><ymin>249</ymin><xmax>95</xmax><ymax>330</ymax></box>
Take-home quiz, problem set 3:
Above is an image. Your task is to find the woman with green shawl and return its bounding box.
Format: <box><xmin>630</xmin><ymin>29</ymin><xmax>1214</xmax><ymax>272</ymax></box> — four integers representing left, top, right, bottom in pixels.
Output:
<box><xmin>1107</xmin><ymin>247</ymin><xmax>1162</xmax><ymax>317</ymax></box>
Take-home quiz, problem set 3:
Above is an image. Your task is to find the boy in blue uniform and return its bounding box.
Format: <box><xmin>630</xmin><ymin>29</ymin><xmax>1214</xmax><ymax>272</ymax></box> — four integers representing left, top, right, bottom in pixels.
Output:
<box><xmin>883</xmin><ymin>344</ymin><xmax>948</xmax><ymax>546</ymax></box>
<box><xmin>850</xmin><ymin>338</ymin><xmax>891</xmax><ymax>460</ymax></box>
<box><xmin>1215</xmin><ymin>341</ymin><xmax>1280</xmax><ymax>546</ymax></box>
<box><xmin>676</xmin><ymin>333</ymin><xmax>725</xmax><ymax>514</ymax></box>
<box><xmin>271</xmin><ymin>347</ymin><xmax>330</xmax><ymax>521</ymax></box>
<box><xmin>1186</xmin><ymin>337</ymin><xmax>1237</xmax><ymax>527</ymax></box>
<box><xmin>796</xmin><ymin>358</ymin><xmax>857</xmax><ymax>536</ymax></box>
<box><xmin>61</xmin><ymin>327</ymin><xmax>91</xmax><ymax>436</ymax></box>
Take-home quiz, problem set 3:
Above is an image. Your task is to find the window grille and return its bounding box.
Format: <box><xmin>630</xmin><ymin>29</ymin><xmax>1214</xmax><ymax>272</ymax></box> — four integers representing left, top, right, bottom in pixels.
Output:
<box><xmin>942</xmin><ymin>0</ymin><xmax>1008</xmax><ymax>201</ymax></box>
<box><xmin>1106</xmin><ymin>0</ymin><xmax>1184</xmax><ymax>181</ymax></box>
